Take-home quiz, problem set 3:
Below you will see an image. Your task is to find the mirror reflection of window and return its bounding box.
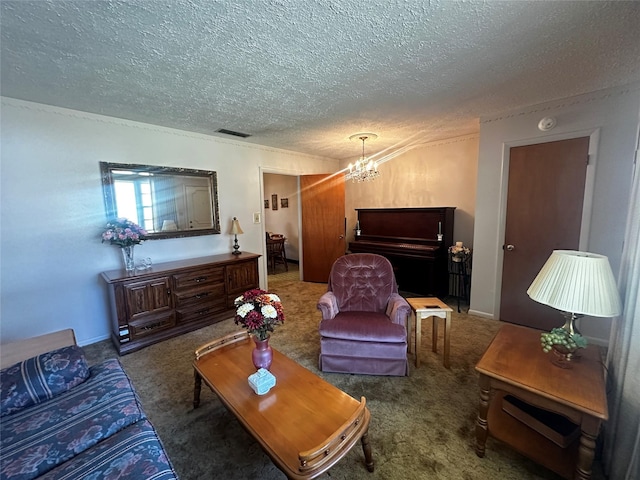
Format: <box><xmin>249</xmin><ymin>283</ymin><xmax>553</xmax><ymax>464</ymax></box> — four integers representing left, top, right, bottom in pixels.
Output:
<box><xmin>140</xmin><ymin>181</ymin><xmax>153</xmax><ymax>230</ymax></box>
<box><xmin>112</xmin><ymin>170</ymin><xmax>155</xmax><ymax>232</ymax></box>
<box><xmin>100</xmin><ymin>162</ymin><xmax>220</xmax><ymax>239</ymax></box>
<box><xmin>113</xmin><ymin>180</ymin><xmax>138</xmax><ymax>223</ymax></box>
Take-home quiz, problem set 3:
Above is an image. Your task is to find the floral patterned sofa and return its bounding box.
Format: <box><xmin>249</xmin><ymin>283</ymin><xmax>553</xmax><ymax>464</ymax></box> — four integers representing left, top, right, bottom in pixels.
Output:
<box><xmin>0</xmin><ymin>330</ymin><xmax>178</xmax><ymax>480</ymax></box>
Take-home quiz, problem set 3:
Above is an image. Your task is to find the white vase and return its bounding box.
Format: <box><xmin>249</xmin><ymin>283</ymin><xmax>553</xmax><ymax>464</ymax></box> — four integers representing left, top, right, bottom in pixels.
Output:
<box><xmin>121</xmin><ymin>245</ymin><xmax>135</xmax><ymax>272</ymax></box>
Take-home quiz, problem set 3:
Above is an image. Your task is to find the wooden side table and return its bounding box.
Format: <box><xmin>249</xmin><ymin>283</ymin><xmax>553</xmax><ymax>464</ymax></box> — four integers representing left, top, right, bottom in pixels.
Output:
<box><xmin>475</xmin><ymin>324</ymin><xmax>608</xmax><ymax>480</ymax></box>
<box><xmin>406</xmin><ymin>297</ymin><xmax>453</xmax><ymax>368</ymax></box>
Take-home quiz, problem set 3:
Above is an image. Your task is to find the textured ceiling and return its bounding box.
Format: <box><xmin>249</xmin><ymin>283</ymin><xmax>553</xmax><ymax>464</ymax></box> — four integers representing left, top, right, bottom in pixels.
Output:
<box><xmin>1</xmin><ymin>1</ymin><xmax>639</xmax><ymax>160</ymax></box>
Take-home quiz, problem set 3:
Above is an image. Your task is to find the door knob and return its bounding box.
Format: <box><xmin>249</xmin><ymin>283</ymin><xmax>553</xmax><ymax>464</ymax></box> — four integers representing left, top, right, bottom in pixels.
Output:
<box><xmin>504</xmin><ymin>244</ymin><xmax>515</xmax><ymax>251</ymax></box>
<box><xmin>339</xmin><ymin>235</ymin><xmax>344</xmax><ymax>239</ymax></box>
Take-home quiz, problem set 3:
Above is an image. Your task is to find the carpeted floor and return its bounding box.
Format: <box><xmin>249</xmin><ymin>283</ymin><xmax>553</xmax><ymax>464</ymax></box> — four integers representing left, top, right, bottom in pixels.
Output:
<box><xmin>84</xmin><ymin>273</ymin><xmax>606</xmax><ymax>480</ymax></box>
<box><xmin>267</xmin><ymin>260</ymin><xmax>301</xmax><ymax>282</ymax></box>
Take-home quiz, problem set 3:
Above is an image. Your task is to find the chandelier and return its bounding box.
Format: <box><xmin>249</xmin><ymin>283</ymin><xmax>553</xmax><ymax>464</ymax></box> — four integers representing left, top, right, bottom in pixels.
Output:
<box><xmin>346</xmin><ymin>133</ymin><xmax>379</xmax><ymax>183</ymax></box>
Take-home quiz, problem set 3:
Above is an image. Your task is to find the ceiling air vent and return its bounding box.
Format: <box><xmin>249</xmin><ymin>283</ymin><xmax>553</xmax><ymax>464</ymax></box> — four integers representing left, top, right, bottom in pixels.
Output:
<box><xmin>216</xmin><ymin>128</ymin><xmax>251</xmax><ymax>138</ymax></box>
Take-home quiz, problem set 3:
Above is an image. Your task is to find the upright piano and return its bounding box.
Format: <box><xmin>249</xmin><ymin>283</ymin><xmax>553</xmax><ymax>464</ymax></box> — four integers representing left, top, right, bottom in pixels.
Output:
<box><xmin>348</xmin><ymin>207</ymin><xmax>455</xmax><ymax>296</ymax></box>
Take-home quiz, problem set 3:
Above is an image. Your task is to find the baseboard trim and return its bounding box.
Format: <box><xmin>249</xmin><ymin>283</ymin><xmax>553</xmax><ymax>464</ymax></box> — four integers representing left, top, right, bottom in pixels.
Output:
<box><xmin>78</xmin><ymin>333</ymin><xmax>111</xmax><ymax>347</ymax></box>
<box><xmin>468</xmin><ymin>309</ymin><xmax>495</xmax><ymax>319</ymax></box>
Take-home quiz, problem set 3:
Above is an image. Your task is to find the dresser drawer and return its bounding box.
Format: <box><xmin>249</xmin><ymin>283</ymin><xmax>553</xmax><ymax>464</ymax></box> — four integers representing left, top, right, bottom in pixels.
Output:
<box><xmin>129</xmin><ymin>312</ymin><xmax>176</xmax><ymax>340</ymax></box>
<box><xmin>176</xmin><ymin>299</ymin><xmax>226</xmax><ymax>324</ymax></box>
<box><xmin>173</xmin><ymin>267</ymin><xmax>224</xmax><ymax>290</ymax></box>
<box><xmin>174</xmin><ymin>284</ymin><xmax>225</xmax><ymax>309</ymax></box>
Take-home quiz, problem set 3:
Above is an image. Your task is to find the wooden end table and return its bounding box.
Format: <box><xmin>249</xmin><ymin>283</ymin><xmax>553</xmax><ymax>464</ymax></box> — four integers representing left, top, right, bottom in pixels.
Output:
<box><xmin>406</xmin><ymin>297</ymin><xmax>453</xmax><ymax>368</ymax></box>
<box><xmin>193</xmin><ymin>331</ymin><xmax>374</xmax><ymax>479</ymax></box>
<box><xmin>475</xmin><ymin>324</ymin><xmax>608</xmax><ymax>480</ymax></box>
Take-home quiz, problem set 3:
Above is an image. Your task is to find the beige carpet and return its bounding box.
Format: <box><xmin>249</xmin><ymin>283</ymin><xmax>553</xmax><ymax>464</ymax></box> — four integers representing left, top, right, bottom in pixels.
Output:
<box><xmin>267</xmin><ymin>260</ymin><xmax>301</xmax><ymax>282</ymax></box>
<box><xmin>84</xmin><ymin>275</ymin><xmax>606</xmax><ymax>480</ymax></box>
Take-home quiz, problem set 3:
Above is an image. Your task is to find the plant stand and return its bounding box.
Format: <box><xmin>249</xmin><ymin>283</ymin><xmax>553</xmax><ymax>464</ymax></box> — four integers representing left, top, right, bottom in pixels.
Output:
<box><xmin>448</xmin><ymin>251</ymin><xmax>472</xmax><ymax>312</ymax></box>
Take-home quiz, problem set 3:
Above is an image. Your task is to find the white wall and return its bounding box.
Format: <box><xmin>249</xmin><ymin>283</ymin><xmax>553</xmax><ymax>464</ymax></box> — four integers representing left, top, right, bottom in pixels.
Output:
<box><xmin>344</xmin><ymin>134</ymin><xmax>479</xmax><ymax>246</ymax></box>
<box><xmin>0</xmin><ymin>98</ymin><xmax>337</xmax><ymax>346</ymax></box>
<box><xmin>471</xmin><ymin>83</ymin><xmax>640</xmax><ymax>344</ymax></box>
<box><xmin>263</xmin><ymin>173</ymin><xmax>299</xmax><ymax>261</ymax></box>
<box><xmin>4</xmin><ymin>85</ymin><xmax>636</xmax><ymax>348</ymax></box>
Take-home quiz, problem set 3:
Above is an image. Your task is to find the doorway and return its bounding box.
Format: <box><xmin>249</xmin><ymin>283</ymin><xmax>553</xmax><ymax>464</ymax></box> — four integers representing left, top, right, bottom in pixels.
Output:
<box><xmin>261</xmin><ymin>172</ymin><xmax>346</xmax><ymax>285</ymax></box>
<box><xmin>500</xmin><ymin>136</ymin><xmax>590</xmax><ymax>331</ymax></box>
<box><xmin>263</xmin><ymin>173</ymin><xmax>300</xmax><ymax>277</ymax></box>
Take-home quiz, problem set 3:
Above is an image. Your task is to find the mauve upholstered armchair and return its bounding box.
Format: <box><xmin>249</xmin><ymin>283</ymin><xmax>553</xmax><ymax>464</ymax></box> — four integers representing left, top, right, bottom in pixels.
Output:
<box><xmin>317</xmin><ymin>253</ymin><xmax>411</xmax><ymax>376</ymax></box>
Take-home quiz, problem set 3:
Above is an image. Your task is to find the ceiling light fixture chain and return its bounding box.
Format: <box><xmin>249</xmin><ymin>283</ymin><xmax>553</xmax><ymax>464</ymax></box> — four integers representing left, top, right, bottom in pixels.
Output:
<box><xmin>346</xmin><ymin>133</ymin><xmax>380</xmax><ymax>183</ymax></box>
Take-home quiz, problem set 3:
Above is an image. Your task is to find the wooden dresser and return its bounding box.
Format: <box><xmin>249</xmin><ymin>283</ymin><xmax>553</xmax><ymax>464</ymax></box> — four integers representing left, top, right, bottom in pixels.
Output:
<box><xmin>101</xmin><ymin>253</ymin><xmax>260</xmax><ymax>355</ymax></box>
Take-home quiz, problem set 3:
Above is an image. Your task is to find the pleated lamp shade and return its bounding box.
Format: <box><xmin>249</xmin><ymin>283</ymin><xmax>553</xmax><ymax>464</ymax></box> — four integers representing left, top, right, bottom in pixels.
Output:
<box><xmin>230</xmin><ymin>217</ymin><xmax>244</xmax><ymax>235</ymax></box>
<box><xmin>527</xmin><ymin>250</ymin><xmax>622</xmax><ymax>317</ymax></box>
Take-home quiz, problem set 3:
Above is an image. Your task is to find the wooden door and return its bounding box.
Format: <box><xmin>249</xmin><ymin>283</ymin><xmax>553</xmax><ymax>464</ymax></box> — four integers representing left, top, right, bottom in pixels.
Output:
<box><xmin>185</xmin><ymin>185</ymin><xmax>214</xmax><ymax>230</ymax></box>
<box><xmin>500</xmin><ymin>137</ymin><xmax>589</xmax><ymax>331</ymax></box>
<box><xmin>300</xmin><ymin>174</ymin><xmax>346</xmax><ymax>283</ymax></box>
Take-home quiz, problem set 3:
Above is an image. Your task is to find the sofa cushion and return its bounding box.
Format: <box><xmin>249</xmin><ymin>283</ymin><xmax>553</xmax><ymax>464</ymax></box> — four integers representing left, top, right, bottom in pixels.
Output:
<box><xmin>38</xmin><ymin>419</ymin><xmax>178</xmax><ymax>480</ymax></box>
<box><xmin>0</xmin><ymin>345</ymin><xmax>90</xmax><ymax>417</ymax></box>
<box><xmin>0</xmin><ymin>359</ymin><xmax>146</xmax><ymax>480</ymax></box>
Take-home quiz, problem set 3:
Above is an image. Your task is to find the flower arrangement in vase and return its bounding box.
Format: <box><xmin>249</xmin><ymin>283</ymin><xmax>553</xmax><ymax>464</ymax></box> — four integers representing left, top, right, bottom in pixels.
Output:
<box><xmin>449</xmin><ymin>242</ymin><xmax>471</xmax><ymax>262</ymax></box>
<box><xmin>234</xmin><ymin>289</ymin><xmax>285</xmax><ymax>340</ymax></box>
<box><xmin>234</xmin><ymin>289</ymin><xmax>285</xmax><ymax>370</ymax></box>
<box><xmin>101</xmin><ymin>218</ymin><xmax>147</xmax><ymax>272</ymax></box>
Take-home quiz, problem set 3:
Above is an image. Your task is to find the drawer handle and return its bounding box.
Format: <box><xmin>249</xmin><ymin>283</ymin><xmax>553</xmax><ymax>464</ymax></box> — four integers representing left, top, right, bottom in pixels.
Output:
<box><xmin>141</xmin><ymin>321</ymin><xmax>165</xmax><ymax>331</ymax></box>
<box><xmin>195</xmin><ymin>292</ymin><xmax>210</xmax><ymax>299</ymax></box>
<box><xmin>194</xmin><ymin>276</ymin><xmax>207</xmax><ymax>283</ymax></box>
<box><xmin>197</xmin><ymin>308</ymin><xmax>210</xmax><ymax>315</ymax></box>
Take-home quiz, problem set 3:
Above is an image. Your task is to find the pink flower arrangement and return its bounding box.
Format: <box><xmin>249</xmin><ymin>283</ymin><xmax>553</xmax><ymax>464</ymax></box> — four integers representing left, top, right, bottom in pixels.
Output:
<box><xmin>101</xmin><ymin>218</ymin><xmax>147</xmax><ymax>247</ymax></box>
<box><xmin>234</xmin><ymin>289</ymin><xmax>285</xmax><ymax>341</ymax></box>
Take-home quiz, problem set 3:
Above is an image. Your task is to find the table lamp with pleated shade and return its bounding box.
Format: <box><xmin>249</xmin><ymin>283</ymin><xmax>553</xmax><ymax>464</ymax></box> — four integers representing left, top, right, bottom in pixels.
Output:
<box><xmin>527</xmin><ymin>250</ymin><xmax>622</xmax><ymax>337</ymax></box>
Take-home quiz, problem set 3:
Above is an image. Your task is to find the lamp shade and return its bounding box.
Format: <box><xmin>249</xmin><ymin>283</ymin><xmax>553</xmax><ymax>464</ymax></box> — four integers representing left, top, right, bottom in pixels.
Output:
<box><xmin>161</xmin><ymin>220</ymin><xmax>178</xmax><ymax>231</ymax></box>
<box><xmin>230</xmin><ymin>217</ymin><xmax>244</xmax><ymax>235</ymax></box>
<box><xmin>527</xmin><ymin>250</ymin><xmax>622</xmax><ymax>317</ymax></box>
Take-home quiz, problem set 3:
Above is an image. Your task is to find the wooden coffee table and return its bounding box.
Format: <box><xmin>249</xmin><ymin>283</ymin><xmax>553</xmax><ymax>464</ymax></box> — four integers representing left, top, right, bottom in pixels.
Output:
<box><xmin>193</xmin><ymin>331</ymin><xmax>374</xmax><ymax>479</ymax></box>
<box><xmin>475</xmin><ymin>324</ymin><xmax>607</xmax><ymax>480</ymax></box>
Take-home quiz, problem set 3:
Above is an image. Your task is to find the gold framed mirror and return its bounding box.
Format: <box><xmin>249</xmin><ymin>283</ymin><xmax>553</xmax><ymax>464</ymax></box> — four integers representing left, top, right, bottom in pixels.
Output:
<box><xmin>100</xmin><ymin>162</ymin><xmax>220</xmax><ymax>239</ymax></box>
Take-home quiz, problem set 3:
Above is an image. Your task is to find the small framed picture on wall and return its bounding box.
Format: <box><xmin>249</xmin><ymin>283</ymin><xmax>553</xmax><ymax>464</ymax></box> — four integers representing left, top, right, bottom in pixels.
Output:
<box><xmin>264</xmin><ymin>199</ymin><xmax>269</xmax><ymax>209</ymax></box>
<box><xmin>281</xmin><ymin>198</ymin><xmax>289</xmax><ymax>208</ymax></box>
<box><xmin>271</xmin><ymin>194</ymin><xmax>278</xmax><ymax>210</ymax></box>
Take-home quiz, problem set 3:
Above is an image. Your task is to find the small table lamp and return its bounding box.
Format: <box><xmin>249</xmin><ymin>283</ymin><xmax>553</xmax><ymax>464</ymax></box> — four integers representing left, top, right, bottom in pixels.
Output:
<box><xmin>161</xmin><ymin>220</ymin><xmax>178</xmax><ymax>231</ymax></box>
<box><xmin>230</xmin><ymin>217</ymin><xmax>244</xmax><ymax>255</ymax></box>
<box><xmin>527</xmin><ymin>250</ymin><xmax>622</xmax><ymax>337</ymax></box>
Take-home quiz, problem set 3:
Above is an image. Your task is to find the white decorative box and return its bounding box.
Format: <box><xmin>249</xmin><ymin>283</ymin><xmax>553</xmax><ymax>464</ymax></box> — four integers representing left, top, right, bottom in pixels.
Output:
<box><xmin>248</xmin><ymin>368</ymin><xmax>276</xmax><ymax>395</ymax></box>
